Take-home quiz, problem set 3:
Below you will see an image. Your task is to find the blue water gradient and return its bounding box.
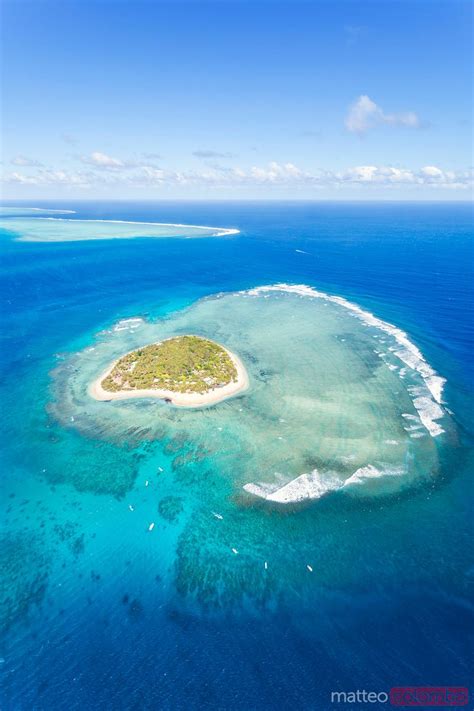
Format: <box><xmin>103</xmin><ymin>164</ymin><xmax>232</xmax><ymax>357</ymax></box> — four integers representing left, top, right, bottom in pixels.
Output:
<box><xmin>0</xmin><ymin>201</ymin><xmax>472</xmax><ymax>710</ymax></box>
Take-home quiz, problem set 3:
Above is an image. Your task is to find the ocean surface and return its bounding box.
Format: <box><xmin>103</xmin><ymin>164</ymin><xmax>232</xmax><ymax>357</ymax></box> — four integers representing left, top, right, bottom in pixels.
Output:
<box><xmin>0</xmin><ymin>201</ymin><xmax>472</xmax><ymax>710</ymax></box>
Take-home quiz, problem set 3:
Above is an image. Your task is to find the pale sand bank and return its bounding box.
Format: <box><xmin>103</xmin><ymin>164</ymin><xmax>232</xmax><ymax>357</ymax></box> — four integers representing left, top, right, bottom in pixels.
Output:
<box><xmin>89</xmin><ymin>347</ymin><xmax>249</xmax><ymax>408</ymax></box>
<box><xmin>13</xmin><ymin>217</ymin><xmax>240</xmax><ymax>242</ymax></box>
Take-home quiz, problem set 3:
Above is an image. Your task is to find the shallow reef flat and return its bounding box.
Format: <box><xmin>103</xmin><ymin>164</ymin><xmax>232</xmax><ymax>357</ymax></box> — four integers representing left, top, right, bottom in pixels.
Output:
<box><xmin>0</xmin><ymin>215</ymin><xmax>239</xmax><ymax>241</ymax></box>
<box><xmin>46</xmin><ymin>283</ymin><xmax>458</xmax><ymax>610</ymax></box>
<box><xmin>51</xmin><ymin>284</ymin><xmax>451</xmax><ymax>504</ymax></box>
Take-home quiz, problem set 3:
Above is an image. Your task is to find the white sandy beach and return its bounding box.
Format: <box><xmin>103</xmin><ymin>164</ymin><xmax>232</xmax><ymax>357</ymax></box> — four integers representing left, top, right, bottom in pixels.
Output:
<box><xmin>89</xmin><ymin>346</ymin><xmax>249</xmax><ymax>407</ymax></box>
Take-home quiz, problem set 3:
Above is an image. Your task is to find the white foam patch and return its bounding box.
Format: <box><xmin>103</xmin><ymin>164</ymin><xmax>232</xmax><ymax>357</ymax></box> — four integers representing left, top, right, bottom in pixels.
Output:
<box><xmin>343</xmin><ymin>464</ymin><xmax>405</xmax><ymax>487</ymax></box>
<box><xmin>244</xmin><ymin>461</ymin><xmax>410</xmax><ymax>503</ymax></box>
<box><xmin>113</xmin><ymin>318</ymin><xmax>145</xmax><ymax>332</ymax></box>
<box><xmin>413</xmin><ymin>396</ymin><xmax>445</xmax><ymax>437</ymax></box>
<box><xmin>243</xmin><ymin>469</ymin><xmax>342</xmax><ymax>503</ymax></box>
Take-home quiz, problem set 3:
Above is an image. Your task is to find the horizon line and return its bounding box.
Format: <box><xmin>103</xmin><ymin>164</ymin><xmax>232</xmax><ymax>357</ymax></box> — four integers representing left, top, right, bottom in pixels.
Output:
<box><xmin>2</xmin><ymin>197</ymin><xmax>473</xmax><ymax>204</ymax></box>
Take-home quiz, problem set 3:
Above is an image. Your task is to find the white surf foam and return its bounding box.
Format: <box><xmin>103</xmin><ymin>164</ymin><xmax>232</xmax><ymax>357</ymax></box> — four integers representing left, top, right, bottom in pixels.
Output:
<box><xmin>113</xmin><ymin>317</ymin><xmax>145</xmax><ymax>332</ymax></box>
<box><xmin>243</xmin><ymin>469</ymin><xmax>342</xmax><ymax>503</ymax></box>
<box><xmin>246</xmin><ymin>284</ymin><xmax>445</xmax><ymax>400</ymax></box>
<box><xmin>343</xmin><ymin>464</ymin><xmax>404</xmax><ymax>487</ymax></box>
<box><xmin>244</xmin><ymin>461</ymin><xmax>407</xmax><ymax>504</ymax></box>
<box><xmin>412</xmin><ymin>396</ymin><xmax>445</xmax><ymax>437</ymax></box>
<box><xmin>245</xmin><ymin>283</ymin><xmax>447</xmax><ymax>437</ymax></box>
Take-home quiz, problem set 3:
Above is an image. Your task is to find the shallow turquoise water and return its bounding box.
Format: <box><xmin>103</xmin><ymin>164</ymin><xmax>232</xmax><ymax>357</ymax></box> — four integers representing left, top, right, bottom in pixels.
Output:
<box><xmin>0</xmin><ymin>215</ymin><xmax>233</xmax><ymax>242</ymax></box>
<box><xmin>53</xmin><ymin>286</ymin><xmax>446</xmax><ymax>499</ymax></box>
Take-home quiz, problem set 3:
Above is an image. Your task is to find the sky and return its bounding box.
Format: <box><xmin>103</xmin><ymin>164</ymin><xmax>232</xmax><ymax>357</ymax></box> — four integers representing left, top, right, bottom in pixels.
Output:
<box><xmin>1</xmin><ymin>0</ymin><xmax>472</xmax><ymax>200</ymax></box>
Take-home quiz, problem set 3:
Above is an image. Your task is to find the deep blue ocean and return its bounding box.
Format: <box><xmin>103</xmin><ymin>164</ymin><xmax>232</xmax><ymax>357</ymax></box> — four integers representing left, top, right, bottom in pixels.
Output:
<box><xmin>0</xmin><ymin>201</ymin><xmax>473</xmax><ymax>710</ymax></box>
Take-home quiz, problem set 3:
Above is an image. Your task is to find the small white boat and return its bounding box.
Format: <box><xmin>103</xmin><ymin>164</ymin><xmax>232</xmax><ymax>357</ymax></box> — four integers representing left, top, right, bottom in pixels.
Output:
<box><xmin>231</xmin><ymin>548</ymin><xmax>239</xmax><ymax>555</ymax></box>
<box><xmin>148</xmin><ymin>522</ymin><xmax>155</xmax><ymax>531</ymax></box>
<box><xmin>264</xmin><ymin>561</ymin><xmax>268</xmax><ymax>570</ymax></box>
<box><xmin>145</xmin><ymin>480</ymin><xmax>149</xmax><ymax>487</ymax></box>
<box><xmin>212</xmin><ymin>512</ymin><xmax>223</xmax><ymax>520</ymax></box>
<box><xmin>128</xmin><ymin>505</ymin><xmax>134</xmax><ymax>512</ymax></box>
<box><xmin>306</xmin><ymin>564</ymin><xmax>313</xmax><ymax>572</ymax></box>
<box><xmin>157</xmin><ymin>467</ymin><xmax>164</xmax><ymax>473</ymax></box>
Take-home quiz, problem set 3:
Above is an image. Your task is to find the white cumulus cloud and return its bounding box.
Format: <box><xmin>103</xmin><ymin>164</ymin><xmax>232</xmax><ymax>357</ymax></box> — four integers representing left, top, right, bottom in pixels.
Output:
<box><xmin>247</xmin><ymin>162</ymin><xmax>305</xmax><ymax>182</ymax></box>
<box><xmin>3</xmin><ymin>160</ymin><xmax>472</xmax><ymax>192</ymax></box>
<box><xmin>421</xmin><ymin>165</ymin><xmax>443</xmax><ymax>177</ymax></box>
<box><xmin>82</xmin><ymin>151</ymin><xmax>125</xmax><ymax>168</ymax></box>
<box><xmin>7</xmin><ymin>169</ymin><xmax>96</xmax><ymax>187</ymax></box>
<box><xmin>345</xmin><ymin>95</ymin><xmax>421</xmax><ymax>134</ymax></box>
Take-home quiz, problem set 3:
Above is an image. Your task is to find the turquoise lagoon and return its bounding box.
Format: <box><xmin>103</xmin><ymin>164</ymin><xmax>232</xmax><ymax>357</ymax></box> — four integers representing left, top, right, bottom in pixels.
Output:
<box><xmin>53</xmin><ymin>284</ymin><xmax>448</xmax><ymax>503</ymax></box>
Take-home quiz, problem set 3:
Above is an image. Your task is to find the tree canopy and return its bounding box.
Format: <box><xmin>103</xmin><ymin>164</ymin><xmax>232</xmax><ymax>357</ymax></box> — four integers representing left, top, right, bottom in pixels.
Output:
<box><xmin>102</xmin><ymin>335</ymin><xmax>237</xmax><ymax>394</ymax></box>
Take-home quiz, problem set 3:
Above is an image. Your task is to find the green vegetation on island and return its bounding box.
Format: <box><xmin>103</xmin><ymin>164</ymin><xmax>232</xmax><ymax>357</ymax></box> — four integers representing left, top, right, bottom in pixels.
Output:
<box><xmin>101</xmin><ymin>335</ymin><xmax>238</xmax><ymax>394</ymax></box>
